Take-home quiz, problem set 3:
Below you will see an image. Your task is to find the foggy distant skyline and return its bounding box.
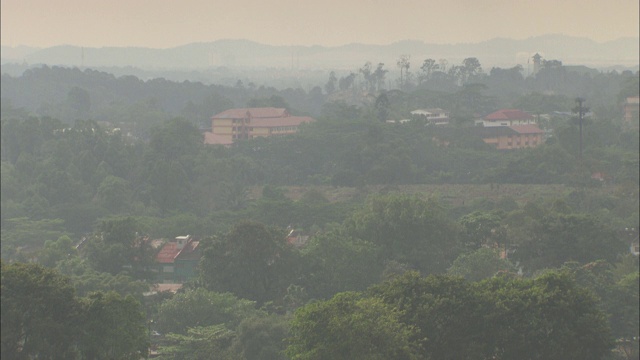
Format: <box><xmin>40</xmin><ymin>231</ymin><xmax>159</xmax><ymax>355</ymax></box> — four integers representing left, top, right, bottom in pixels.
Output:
<box><xmin>1</xmin><ymin>0</ymin><xmax>639</xmax><ymax>49</ymax></box>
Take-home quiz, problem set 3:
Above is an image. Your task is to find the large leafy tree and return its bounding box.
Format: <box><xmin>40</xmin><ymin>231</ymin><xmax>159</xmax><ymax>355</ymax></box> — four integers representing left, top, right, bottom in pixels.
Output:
<box><xmin>84</xmin><ymin>217</ymin><xmax>153</xmax><ymax>279</ymax></box>
<box><xmin>374</xmin><ymin>271</ymin><xmax>612</xmax><ymax>359</ymax></box>
<box><xmin>77</xmin><ymin>291</ymin><xmax>149</xmax><ymax>360</ymax></box>
<box><xmin>286</xmin><ymin>292</ymin><xmax>421</xmax><ymax>360</ymax></box>
<box><xmin>300</xmin><ymin>230</ymin><xmax>381</xmax><ymax>299</ymax></box>
<box><xmin>37</xmin><ymin>234</ymin><xmax>77</xmax><ymax>267</ymax></box>
<box><xmin>447</xmin><ymin>247</ymin><xmax>515</xmax><ymax>282</ymax></box>
<box><xmin>156</xmin><ymin>288</ymin><xmax>261</xmax><ymax>335</ymax></box>
<box><xmin>344</xmin><ymin>194</ymin><xmax>460</xmax><ymax>274</ymax></box>
<box><xmin>159</xmin><ymin>324</ymin><xmax>236</xmax><ymax>360</ymax></box>
<box><xmin>458</xmin><ymin>210</ymin><xmax>503</xmax><ymax>250</ymax></box>
<box><xmin>479</xmin><ymin>271</ymin><xmax>613</xmax><ymax>360</ymax></box>
<box><xmin>560</xmin><ymin>261</ymin><xmax>639</xmax><ymax>348</ymax></box>
<box><xmin>232</xmin><ymin>315</ymin><xmax>290</xmax><ymax>360</ymax></box>
<box><xmin>369</xmin><ymin>272</ymin><xmax>492</xmax><ymax>360</ymax></box>
<box><xmin>144</xmin><ymin>118</ymin><xmax>202</xmax><ymax>215</ymax></box>
<box><xmin>1</xmin><ymin>261</ymin><xmax>80</xmax><ymax>359</ymax></box>
<box><xmin>0</xmin><ymin>217</ymin><xmax>66</xmax><ymax>262</ymax></box>
<box><xmin>200</xmin><ymin>221</ymin><xmax>297</xmax><ymax>304</ymax></box>
<box><xmin>513</xmin><ymin>213</ymin><xmax>626</xmax><ymax>272</ymax></box>
<box><xmin>1</xmin><ymin>262</ymin><xmax>150</xmax><ymax>360</ymax></box>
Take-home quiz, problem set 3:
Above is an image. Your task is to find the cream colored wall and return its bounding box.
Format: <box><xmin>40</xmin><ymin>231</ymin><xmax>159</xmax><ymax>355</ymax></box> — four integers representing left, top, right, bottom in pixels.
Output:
<box><xmin>212</xmin><ymin>119</ymin><xmax>234</xmax><ymax>135</ymax></box>
<box><xmin>251</xmin><ymin>128</ymin><xmax>269</xmax><ymax>135</ymax></box>
<box><xmin>213</xmin><ymin>119</ymin><xmax>233</xmax><ymax>126</ymax></box>
<box><xmin>213</xmin><ymin>127</ymin><xmax>233</xmax><ymax>135</ymax></box>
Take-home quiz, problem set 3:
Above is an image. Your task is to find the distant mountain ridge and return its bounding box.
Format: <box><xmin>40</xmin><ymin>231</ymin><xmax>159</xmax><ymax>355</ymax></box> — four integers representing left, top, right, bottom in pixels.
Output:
<box><xmin>2</xmin><ymin>35</ymin><xmax>638</xmax><ymax>71</ymax></box>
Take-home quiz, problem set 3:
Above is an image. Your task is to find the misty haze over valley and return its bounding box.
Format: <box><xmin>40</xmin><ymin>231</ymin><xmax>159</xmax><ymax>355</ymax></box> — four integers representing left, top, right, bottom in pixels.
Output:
<box><xmin>2</xmin><ymin>34</ymin><xmax>638</xmax><ymax>87</ymax></box>
<box><xmin>1</xmin><ymin>1</ymin><xmax>639</xmax><ymax>359</ymax></box>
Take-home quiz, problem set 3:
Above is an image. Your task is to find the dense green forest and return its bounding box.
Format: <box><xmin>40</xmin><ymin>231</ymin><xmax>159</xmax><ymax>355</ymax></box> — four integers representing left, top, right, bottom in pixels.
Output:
<box><xmin>1</xmin><ymin>60</ymin><xmax>638</xmax><ymax>359</ymax></box>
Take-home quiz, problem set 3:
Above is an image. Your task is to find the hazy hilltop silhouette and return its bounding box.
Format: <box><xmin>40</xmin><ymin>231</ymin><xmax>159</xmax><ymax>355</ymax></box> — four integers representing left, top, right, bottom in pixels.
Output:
<box><xmin>2</xmin><ymin>35</ymin><xmax>638</xmax><ymax>71</ymax></box>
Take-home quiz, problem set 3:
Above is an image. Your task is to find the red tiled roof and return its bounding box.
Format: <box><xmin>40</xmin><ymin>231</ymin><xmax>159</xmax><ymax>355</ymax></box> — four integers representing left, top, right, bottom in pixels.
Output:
<box><xmin>204</xmin><ymin>132</ymin><xmax>234</xmax><ymax>145</ymax></box>
<box><xmin>156</xmin><ymin>238</ymin><xmax>201</xmax><ymax>263</ymax></box>
<box><xmin>213</xmin><ymin>107</ymin><xmax>288</xmax><ymax>119</ymax></box>
<box><xmin>156</xmin><ymin>242</ymin><xmax>180</xmax><ymax>263</ymax></box>
<box><xmin>509</xmin><ymin>124</ymin><xmax>544</xmax><ymax>134</ymax></box>
<box><xmin>484</xmin><ymin>109</ymin><xmax>533</xmax><ymax>121</ymax></box>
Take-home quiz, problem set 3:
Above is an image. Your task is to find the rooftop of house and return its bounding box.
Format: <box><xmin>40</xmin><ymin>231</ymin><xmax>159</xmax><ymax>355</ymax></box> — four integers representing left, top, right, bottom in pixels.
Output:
<box><xmin>155</xmin><ymin>241</ymin><xmax>181</xmax><ymax>263</ymax></box>
<box><xmin>212</xmin><ymin>107</ymin><xmax>289</xmax><ymax>119</ymax></box>
<box><xmin>155</xmin><ymin>236</ymin><xmax>200</xmax><ymax>264</ymax></box>
<box><xmin>175</xmin><ymin>240</ymin><xmax>200</xmax><ymax>261</ymax></box>
<box><xmin>411</xmin><ymin>108</ymin><xmax>448</xmax><ymax>115</ymax></box>
<box><xmin>484</xmin><ymin>109</ymin><xmax>533</xmax><ymax>121</ymax></box>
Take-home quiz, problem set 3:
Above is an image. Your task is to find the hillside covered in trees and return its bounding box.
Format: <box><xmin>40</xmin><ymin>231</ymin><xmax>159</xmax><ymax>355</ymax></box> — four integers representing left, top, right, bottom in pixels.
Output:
<box><xmin>1</xmin><ymin>59</ymin><xmax>638</xmax><ymax>359</ymax></box>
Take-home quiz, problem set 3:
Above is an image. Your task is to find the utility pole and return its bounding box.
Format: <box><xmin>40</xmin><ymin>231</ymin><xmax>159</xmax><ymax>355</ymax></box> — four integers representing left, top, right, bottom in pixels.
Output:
<box><xmin>573</xmin><ymin>97</ymin><xmax>588</xmax><ymax>160</ymax></box>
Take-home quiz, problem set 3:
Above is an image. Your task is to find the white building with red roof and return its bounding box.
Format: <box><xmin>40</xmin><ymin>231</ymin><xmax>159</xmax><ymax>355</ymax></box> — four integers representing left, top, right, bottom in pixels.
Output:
<box><xmin>481</xmin><ymin>109</ymin><xmax>536</xmax><ymax>127</ymax></box>
<box><xmin>204</xmin><ymin>107</ymin><xmax>315</xmax><ymax>145</ymax></box>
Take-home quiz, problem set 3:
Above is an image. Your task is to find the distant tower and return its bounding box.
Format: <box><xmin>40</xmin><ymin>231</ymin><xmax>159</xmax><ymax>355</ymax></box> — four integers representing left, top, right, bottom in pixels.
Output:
<box><xmin>532</xmin><ymin>53</ymin><xmax>542</xmax><ymax>75</ymax></box>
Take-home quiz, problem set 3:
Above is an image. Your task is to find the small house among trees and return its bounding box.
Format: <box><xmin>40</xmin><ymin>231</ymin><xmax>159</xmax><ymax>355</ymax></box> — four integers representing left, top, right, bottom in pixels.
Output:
<box><xmin>410</xmin><ymin>108</ymin><xmax>450</xmax><ymax>125</ymax></box>
<box><xmin>152</xmin><ymin>235</ymin><xmax>201</xmax><ymax>283</ymax></box>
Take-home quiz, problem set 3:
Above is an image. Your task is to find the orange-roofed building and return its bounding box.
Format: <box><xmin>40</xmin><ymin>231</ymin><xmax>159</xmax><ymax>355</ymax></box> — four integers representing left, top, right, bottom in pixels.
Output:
<box><xmin>204</xmin><ymin>107</ymin><xmax>315</xmax><ymax>145</ymax></box>
<box><xmin>479</xmin><ymin>124</ymin><xmax>545</xmax><ymax>150</ymax></box>
<box><xmin>482</xmin><ymin>109</ymin><xmax>535</xmax><ymax>127</ymax></box>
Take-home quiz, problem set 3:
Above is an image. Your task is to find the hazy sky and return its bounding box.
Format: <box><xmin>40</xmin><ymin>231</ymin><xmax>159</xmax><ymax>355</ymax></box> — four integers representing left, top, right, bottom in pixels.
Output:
<box><xmin>2</xmin><ymin>0</ymin><xmax>638</xmax><ymax>48</ymax></box>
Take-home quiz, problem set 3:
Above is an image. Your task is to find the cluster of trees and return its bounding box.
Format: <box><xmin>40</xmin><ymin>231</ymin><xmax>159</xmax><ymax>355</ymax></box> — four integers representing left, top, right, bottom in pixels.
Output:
<box><xmin>1</xmin><ymin>262</ymin><xmax>148</xmax><ymax>360</ymax></box>
<box><xmin>287</xmin><ymin>271</ymin><xmax>614</xmax><ymax>360</ymax></box>
<box><xmin>1</xmin><ymin>59</ymin><xmax>638</xmax><ymax>359</ymax></box>
<box><xmin>323</xmin><ymin>56</ymin><xmax>638</xmax><ymax>118</ymax></box>
<box><xmin>1</xmin><ymin>109</ymin><xmax>637</xmax><ymax>255</ymax></box>
<box><xmin>2</xmin><ymin>60</ymin><xmax>638</xmax><ymax>136</ymax></box>
<box><xmin>3</xmin><ymin>206</ymin><xmax>637</xmax><ymax>358</ymax></box>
